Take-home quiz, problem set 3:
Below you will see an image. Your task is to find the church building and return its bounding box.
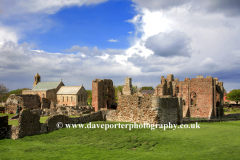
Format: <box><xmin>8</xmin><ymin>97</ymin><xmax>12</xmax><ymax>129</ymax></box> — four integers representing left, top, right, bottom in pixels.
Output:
<box><xmin>22</xmin><ymin>73</ymin><xmax>88</xmax><ymax>107</ymax></box>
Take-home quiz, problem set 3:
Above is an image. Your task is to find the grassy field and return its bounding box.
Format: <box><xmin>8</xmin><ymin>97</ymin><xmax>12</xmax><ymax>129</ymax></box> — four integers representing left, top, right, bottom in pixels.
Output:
<box><xmin>0</xmin><ymin>120</ymin><xmax>240</xmax><ymax>160</ymax></box>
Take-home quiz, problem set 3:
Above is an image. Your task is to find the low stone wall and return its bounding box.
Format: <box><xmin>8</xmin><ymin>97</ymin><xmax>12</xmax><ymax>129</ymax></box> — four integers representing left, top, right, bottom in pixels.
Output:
<box><xmin>0</xmin><ymin>116</ymin><xmax>8</xmax><ymax>139</ymax></box>
<box><xmin>183</xmin><ymin>118</ymin><xmax>240</xmax><ymax>124</ymax></box>
<box><xmin>0</xmin><ymin>107</ymin><xmax>5</xmax><ymax>113</ymax></box>
<box><xmin>5</xmin><ymin>109</ymin><xmax>104</xmax><ymax>140</ymax></box>
<box><xmin>224</xmin><ymin>113</ymin><xmax>240</xmax><ymax>118</ymax></box>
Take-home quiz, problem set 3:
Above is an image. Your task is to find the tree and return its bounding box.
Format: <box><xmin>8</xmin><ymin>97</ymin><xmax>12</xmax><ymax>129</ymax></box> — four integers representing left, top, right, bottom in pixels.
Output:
<box><xmin>86</xmin><ymin>90</ymin><xmax>92</xmax><ymax>105</ymax></box>
<box><xmin>0</xmin><ymin>84</ymin><xmax>9</xmax><ymax>94</ymax></box>
<box><xmin>226</xmin><ymin>89</ymin><xmax>240</xmax><ymax>104</ymax></box>
<box><xmin>0</xmin><ymin>84</ymin><xmax>9</xmax><ymax>102</ymax></box>
<box><xmin>139</xmin><ymin>86</ymin><xmax>154</xmax><ymax>92</ymax></box>
<box><xmin>0</xmin><ymin>88</ymin><xmax>29</xmax><ymax>102</ymax></box>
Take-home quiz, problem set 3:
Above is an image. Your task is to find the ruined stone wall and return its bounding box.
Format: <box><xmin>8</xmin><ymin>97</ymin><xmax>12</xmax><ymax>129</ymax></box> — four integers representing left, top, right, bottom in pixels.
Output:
<box><xmin>41</xmin><ymin>98</ymin><xmax>51</xmax><ymax>109</ymax></box>
<box><xmin>5</xmin><ymin>94</ymin><xmax>41</xmax><ymax>113</ymax></box>
<box><xmin>155</xmin><ymin>74</ymin><xmax>224</xmax><ymax>119</ymax></box>
<box><xmin>92</xmin><ymin>79</ymin><xmax>115</xmax><ymax>111</ymax></box>
<box><xmin>122</xmin><ymin>77</ymin><xmax>133</xmax><ymax>95</ymax></box>
<box><xmin>177</xmin><ymin>76</ymin><xmax>214</xmax><ymax>118</ymax></box>
<box><xmin>46</xmin><ymin>89</ymin><xmax>58</xmax><ymax>103</ymax></box>
<box><xmin>6</xmin><ymin>109</ymin><xmax>103</xmax><ymax>139</ymax></box>
<box><xmin>0</xmin><ymin>116</ymin><xmax>8</xmax><ymax>139</ymax></box>
<box><xmin>22</xmin><ymin>90</ymin><xmax>47</xmax><ymax>102</ymax></box>
<box><xmin>22</xmin><ymin>89</ymin><xmax>58</xmax><ymax>103</ymax></box>
<box><xmin>105</xmin><ymin>94</ymin><xmax>182</xmax><ymax>125</ymax></box>
<box><xmin>153</xmin><ymin>96</ymin><xmax>183</xmax><ymax>124</ymax></box>
<box><xmin>45</xmin><ymin>111</ymin><xmax>103</xmax><ymax>132</ymax></box>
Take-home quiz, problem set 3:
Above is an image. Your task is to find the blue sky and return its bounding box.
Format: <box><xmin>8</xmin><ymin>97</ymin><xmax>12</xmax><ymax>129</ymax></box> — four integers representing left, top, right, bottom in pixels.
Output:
<box><xmin>1</xmin><ymin>0</ymin><xmax>240</xmax><ymax>92</ymax></box>
<box><xmin>17</xmin><ymin>0</ymin><xmax>137</xmax><ymax>52</ymax></box>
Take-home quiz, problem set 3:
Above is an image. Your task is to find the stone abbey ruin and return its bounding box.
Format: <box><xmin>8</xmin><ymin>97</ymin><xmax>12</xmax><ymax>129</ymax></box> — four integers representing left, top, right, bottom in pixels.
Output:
<box><xmin>1</xmin><ymin>73</ymin><xmax>225</xmax><ymax>139</ymax></box>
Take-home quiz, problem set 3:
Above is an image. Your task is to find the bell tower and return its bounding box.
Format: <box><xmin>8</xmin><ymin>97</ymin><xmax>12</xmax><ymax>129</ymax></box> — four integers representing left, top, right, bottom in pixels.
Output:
<box><xmin>33</xmin><ymin>73</ymin><xmax>41</xmax><ymax>88</ymax></box>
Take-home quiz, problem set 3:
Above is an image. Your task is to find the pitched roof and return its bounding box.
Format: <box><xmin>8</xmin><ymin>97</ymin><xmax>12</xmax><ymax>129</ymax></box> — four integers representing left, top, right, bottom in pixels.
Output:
<box><xmin>35</xmin><ymin>73</ymin><xmax>40</xmax><ymax>77</ymax></box>
<box><xmin>32</xmin><ymin>81</ymin><xmax>62</xmax><ymax>90</ymax></box>
<box><xmin>57</xmin><ymin>86</ymin><xmax>82</xmax><ymax>95</ymax></box>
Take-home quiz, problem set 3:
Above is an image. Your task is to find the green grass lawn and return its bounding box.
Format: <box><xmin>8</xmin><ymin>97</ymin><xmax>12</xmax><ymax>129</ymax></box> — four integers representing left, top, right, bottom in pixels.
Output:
<box><xmin>0</xmin><ymin>121</ymin><xmax>240</xmax><ymax>160</ymax></box>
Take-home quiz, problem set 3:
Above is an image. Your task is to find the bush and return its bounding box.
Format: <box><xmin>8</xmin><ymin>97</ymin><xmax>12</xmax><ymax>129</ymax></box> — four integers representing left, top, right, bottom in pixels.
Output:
<box><xmin>223</xmin><ymin>108</ymin><xmax>228</xmax><ymax>112</ymax></box>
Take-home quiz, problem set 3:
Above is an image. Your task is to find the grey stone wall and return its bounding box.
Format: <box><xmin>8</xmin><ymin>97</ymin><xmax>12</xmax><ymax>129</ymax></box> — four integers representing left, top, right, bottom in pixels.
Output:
<box><xmin>0</xmin><ymin>115</ymin><xmax>8</xmax><ymax>139</ymax></box>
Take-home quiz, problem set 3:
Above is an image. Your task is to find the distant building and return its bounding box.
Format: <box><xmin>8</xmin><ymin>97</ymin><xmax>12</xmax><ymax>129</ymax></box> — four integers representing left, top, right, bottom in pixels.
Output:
<box><xmin>56</xmin><ymin>86</ymin><xmax>88</xmax><ymax>106</ymax></box>
<box><xmin>22</xmin><ymin>73</ymin><xmax>87</xmax><ymax>107</ymax></box>
<box><xmin>22</xmin><ymin>73</ymin><xmax>64</xmax><ymax>103</ymax></box>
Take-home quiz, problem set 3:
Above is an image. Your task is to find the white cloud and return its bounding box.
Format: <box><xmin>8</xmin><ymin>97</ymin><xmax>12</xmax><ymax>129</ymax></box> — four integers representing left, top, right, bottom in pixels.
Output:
<box><xmin>200</xmin><ymin>57</ymin><xmax>218</xmax><ymax>69</ymax></box>
<box><xmin>108</xmin><ymin>39</ymin><xmax>119</xmax><ymax>42</ymax></box>
<box><xmin>1</xmin><ymin>0</ymin><xmax>108</xmax><ymax>15</ymax></box>
<box><xmin>0</xmin><ymin>25</ymin><xmax>18</xmax><ymax>44</ymax></box>
<box><xmin>145</xmin><ymin>30</ymin><xmax>192</xmax><ymax>57</ymax></box>
<box><xmin>0</xmin><ymin>41</ymin><xmax>135</xmax><ymax>90</ymax></box>
<box><xmin>128</xmin><ymin>31</ymin><xmax>133</xmax><ymax>34</ymax></box>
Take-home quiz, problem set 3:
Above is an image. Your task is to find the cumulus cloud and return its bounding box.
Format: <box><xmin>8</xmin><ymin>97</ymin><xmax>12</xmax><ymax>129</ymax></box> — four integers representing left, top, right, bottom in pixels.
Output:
<box><xmin>145</xmin><ymin>30</ymin><xmax>192</xmax><ymax>57</ymax></box>
<box><xmin>0</xmin><ymin>41</ymin><xmax>135</xmax><ymax>90</ymax></box>
<box><xmin>62</xmin><ymin>45</ymin><xmax>125</xmax><ymax>56</ymax></box>
<box><xmin>0</xmin><ymin>0</ymin><xmax>108</xmax><ymax>15</ymax></box>
<box><xmin>132</xmin><ymin>0</ymin><xmax>240</xmax><ymax>17</ymax></box>
<box><xmin>0</xmin><ymin>25</ymin><xmax>18</xmax><ymax>44</ymax></box>
<box><xmin>108</xmin><ymin>39</ymin><xmax>119</xmax><ymax>42</ymax></box>
<box><xmin>200</xmin><ymin>57</ymin><xmax>218</xmax><ymax>69</ymax></box>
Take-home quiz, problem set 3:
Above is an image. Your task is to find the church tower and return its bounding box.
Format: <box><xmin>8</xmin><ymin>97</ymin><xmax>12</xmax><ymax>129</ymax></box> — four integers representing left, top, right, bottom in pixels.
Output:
<box><xmin>33</xmin><ymin>73</ymin><xmax>41</xmax><ymax>88</ymax></box>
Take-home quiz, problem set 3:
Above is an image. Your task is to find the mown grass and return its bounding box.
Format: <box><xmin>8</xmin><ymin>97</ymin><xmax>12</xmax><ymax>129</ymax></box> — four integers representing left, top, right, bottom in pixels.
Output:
<box><xmin>0</xmin><ymin>121</ymin><xmax>240</xmax><ymax>160</ymax></box>
<box><xmin>224</xmin><ymin>107</ymin><xmax>240</xmax><ymax>114</ymax></box>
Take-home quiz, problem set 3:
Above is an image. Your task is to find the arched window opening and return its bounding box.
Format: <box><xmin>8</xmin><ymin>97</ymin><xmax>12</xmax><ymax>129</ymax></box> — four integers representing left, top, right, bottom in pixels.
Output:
<box><xmin>190</xmin><ymin>92</ymin><xmax>196</xmax><ymax>106</ymax></box>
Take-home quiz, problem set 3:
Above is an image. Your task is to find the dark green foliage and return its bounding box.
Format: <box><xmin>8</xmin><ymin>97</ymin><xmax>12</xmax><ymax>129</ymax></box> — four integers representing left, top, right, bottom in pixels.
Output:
<box><xmin>0</xmin><ymin>88</ymin><xmax>30</xmax><ymax>102</ymax></box>
<box><xmin>140</xmin><ymin>86</ymin><xmax>154</xmax><ymax>92</ymax></box>
<box><xmin>86</xmin><ymin>90</ymin><xmax>92</xmax><ymax>105</ymax></box>
<box><xmin>226</xmin><ymin>89</ymin><xmax>240</xmax><ymax>104</ymax></box>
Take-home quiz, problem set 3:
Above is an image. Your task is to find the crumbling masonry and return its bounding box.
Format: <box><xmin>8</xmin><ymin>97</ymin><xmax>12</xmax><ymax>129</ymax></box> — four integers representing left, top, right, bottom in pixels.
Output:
<box><xmin>92</xmin><ymin>79</ymin><xmax>115</xmax><ymax>112</ymax></box>
<box><xmin>94</xmin><ymin>77</ymin><xmax>183</xmax><ymax>125</ymax></box>
<box><xmin>155</xmin><ymin>74</ymin><xmax>224</xmax><ymax>118</ymax></box>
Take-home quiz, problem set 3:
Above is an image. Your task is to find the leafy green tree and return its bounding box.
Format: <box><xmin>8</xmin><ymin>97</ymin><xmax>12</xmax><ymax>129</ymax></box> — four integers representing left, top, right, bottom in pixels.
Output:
<box><xmin>0</xmin><ymin>84</ymin><xmax>9</xmax><ymax>101</ymax></box>
<box><xmin>226</xmin><ymin>89</ymin><xmax>240</xmax><ymax>104</ymax></box>
<box><xmin>0</xmin><ymin>88</ymin><xmax>29</xmax><ymax>102</ymax></box>
<box><xmin>113</xmin><ymin>85</ymin><xmax>124</xmax><ymax>103</ymax></box>
<box><xmin>86</xmin><ymin>90</ymin><xmax>92</xmax><ymax>105</ymax></box>
<box><xmin>140</xmin><ymin>86</ymin><xmax>154</xmax><ymax>92</ymax></box>
<box><xmin>132</xmin><ymin>85</ymin><xmax>137</xmax><ymax>94</ymax></box>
